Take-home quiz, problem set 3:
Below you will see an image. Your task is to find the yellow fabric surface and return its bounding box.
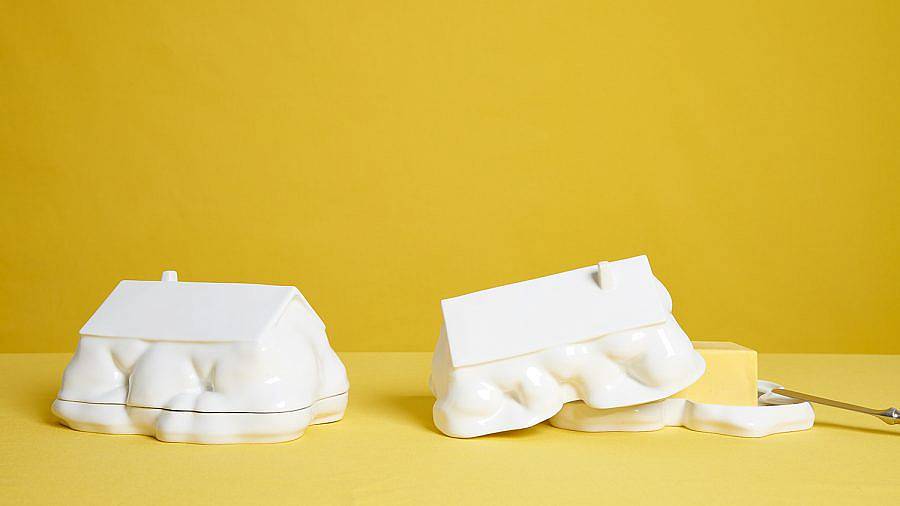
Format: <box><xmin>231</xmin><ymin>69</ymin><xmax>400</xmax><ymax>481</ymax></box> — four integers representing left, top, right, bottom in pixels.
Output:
<box><xmin>673</xmin><ymin>341</ymin><xmax>758</xmax><ymax>406</ymax></box>
<box><xmin>2</xmin><ymin>352</ymin><xmax>897</xmax><ymax>505</ymax></box>
<box><xmin>2</xmin><ymin>1</ymin><xmax>899</xmax><ymax>354</ymax></box>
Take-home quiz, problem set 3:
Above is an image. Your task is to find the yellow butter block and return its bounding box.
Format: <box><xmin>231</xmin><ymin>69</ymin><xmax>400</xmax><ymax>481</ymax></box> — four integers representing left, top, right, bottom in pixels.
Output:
<box><xmin>673</xmin><ymin>341</ymin><xmax>758</xmax><ymax>406</ymax></box>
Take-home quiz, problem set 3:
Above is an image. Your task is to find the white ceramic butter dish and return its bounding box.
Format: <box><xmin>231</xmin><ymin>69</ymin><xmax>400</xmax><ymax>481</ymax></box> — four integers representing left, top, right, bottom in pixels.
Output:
<box><xmin>430</xmin><ymin>255</ymin><xmax>705</xmax><ymax>438</ymax></box>
<box><xmin>52</xmin><ymin>271</ymin><xmax>349</xmax><ymax>444</ymax></box>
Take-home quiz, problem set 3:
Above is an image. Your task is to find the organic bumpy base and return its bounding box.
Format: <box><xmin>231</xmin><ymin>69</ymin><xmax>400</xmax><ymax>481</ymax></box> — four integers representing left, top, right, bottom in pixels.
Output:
<box><xmin>549</xmin><ymin>381</ymin><xmax>815</xmax><ymax>437</ymax></box>
<box><xmin>51</xmin><ymin>392</ymin><xmax>348</xmax><ymax>444</ymax></box>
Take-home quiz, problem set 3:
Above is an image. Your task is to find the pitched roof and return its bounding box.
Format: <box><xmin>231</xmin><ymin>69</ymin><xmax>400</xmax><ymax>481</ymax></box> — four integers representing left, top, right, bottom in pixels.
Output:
<box><xmin>80</xmin><ymin>273</ymin><xmax>323</xmax><ymax>342</ymax></box>
<box><xmin>441</xmin><ymin>255</ymin><xmax>670</xmax><ymax>367</ymax></box>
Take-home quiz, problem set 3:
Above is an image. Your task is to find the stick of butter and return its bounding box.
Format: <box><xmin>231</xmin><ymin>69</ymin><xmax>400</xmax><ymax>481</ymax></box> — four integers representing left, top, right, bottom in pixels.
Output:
<box><xmin>672</xmin><ymin>341</ymin><xmax>758</xmax><ymax>406</ymax></box>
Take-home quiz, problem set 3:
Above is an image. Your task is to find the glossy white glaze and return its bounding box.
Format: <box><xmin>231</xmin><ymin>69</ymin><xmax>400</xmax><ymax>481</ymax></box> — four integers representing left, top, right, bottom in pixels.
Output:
<box><xmin>53</xmin><ymin>272</ymin><xmax>348</xmax><ymax>444</ymax></box>
<box><xmin>442</xmin><ymin>256</ymin><xmax>672</xmax><ymax>367</ymax></box>
<box><xmin>549</xmin><ymin>380</ymin><xmax>815</xmax><ymax>437</ymax></box>
<box><xmin>431</xmin><ymin>256</ymin><xmax>704</xmax><ymax>438</ymax></box>
<box><xmin>52</xmin><ymin>393</ymin><xmax>348</xmax><ymax>444</ymax></box>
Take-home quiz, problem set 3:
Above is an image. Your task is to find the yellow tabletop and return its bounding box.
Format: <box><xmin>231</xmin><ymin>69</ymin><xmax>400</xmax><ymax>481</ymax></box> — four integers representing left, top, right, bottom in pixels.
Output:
<box><xmin>1</xmin><ymin>352</ymin><xmax>897</xmax><ymax>505</ymax></box>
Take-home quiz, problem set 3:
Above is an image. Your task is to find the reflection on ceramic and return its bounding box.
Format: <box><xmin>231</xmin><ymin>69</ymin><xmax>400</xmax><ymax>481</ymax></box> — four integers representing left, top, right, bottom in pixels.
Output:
<box><xmin>549</xmin><ymin>380</ymin><xmax>815</xmax><ymax>437</ymax></box>
<box><xmin>52</xmin><ymin>271</ymin><xmax>349</xmax><ymax>444</ymax></box>
<box><xmin>431</xmin><ymin>256</ymin><xmax>705</xmax><ymax>438</ymax></box>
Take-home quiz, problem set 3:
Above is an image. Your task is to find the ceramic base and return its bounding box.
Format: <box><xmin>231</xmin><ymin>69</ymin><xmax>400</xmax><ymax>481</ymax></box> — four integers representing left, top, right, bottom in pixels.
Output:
<box><xmin>51</xmin><ymin>392</ymin><xmax>348</xmax><ymax>444</ymax></box>
<box><xmin>549</xmin><ymin>381</ymin><xmax>814</xmax><ymax>437</ymax></box>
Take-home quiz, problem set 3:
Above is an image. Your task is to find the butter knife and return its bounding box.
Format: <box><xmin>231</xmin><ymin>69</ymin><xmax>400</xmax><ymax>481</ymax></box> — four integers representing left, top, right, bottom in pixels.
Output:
<box><xmin>772</xmin><ymin>388</ymin><xmax>899</xmax><ymax>425</ymax></box>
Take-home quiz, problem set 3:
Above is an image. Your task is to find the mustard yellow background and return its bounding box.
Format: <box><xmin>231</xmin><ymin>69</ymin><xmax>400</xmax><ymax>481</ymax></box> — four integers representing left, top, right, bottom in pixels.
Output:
<box><xmin>1</xmin><ymin>1</ymin><xmax>898</xmax><ymax>353</ymax></box>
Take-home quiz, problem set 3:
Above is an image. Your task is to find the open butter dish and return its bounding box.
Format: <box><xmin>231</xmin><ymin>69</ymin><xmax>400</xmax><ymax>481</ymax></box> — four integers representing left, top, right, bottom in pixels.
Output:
<box><xmin>430</xmin><ymin>255</ymin><xmax>706</xmax><ymax>438</ymax></box>
<box><xmin>52</xmin><ymin>271</ymin><xmax>349</xmax><ymax>444</ymax></box>
<box><xmin>547</xmin><ymin>341</ymin><xmax>815</xmax><ymax>437</ymax></box>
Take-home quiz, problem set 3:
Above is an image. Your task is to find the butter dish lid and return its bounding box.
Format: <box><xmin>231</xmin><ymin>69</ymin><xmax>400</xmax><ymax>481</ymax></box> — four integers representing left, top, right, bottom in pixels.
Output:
<box><xmin>81</xmin><ymin>271</ymin><xmax>324</xmax><ymax>342</ymax></box>
<box><xmin>441</xmin><ymin>255</ymin><xmax>669</xmax><ymax>367</ymax></box>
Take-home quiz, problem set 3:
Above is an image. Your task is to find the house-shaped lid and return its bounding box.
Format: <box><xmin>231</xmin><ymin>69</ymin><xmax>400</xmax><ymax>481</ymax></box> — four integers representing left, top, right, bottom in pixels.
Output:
<box><xmin>441</xmin><ymin>255</ymin><xmax>670</xmax><ymax>367</ymax></box>
<box><xmin>80</xmin><ymin>271</ymin><xmax>324</xmax><ymax>342</ymax></box>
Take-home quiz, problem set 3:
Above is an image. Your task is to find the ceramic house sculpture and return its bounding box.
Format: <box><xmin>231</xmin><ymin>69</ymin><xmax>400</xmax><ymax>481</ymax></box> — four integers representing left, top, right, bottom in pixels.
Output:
<box><xmin>430</xmin><ymin>255</ymin><xmax>706</xmax><ymax>438</ymax></box>
<box><xmin>52</xmin><ymin>271</ymin><xmax>349</xmax><ymax>444</ymax></box>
